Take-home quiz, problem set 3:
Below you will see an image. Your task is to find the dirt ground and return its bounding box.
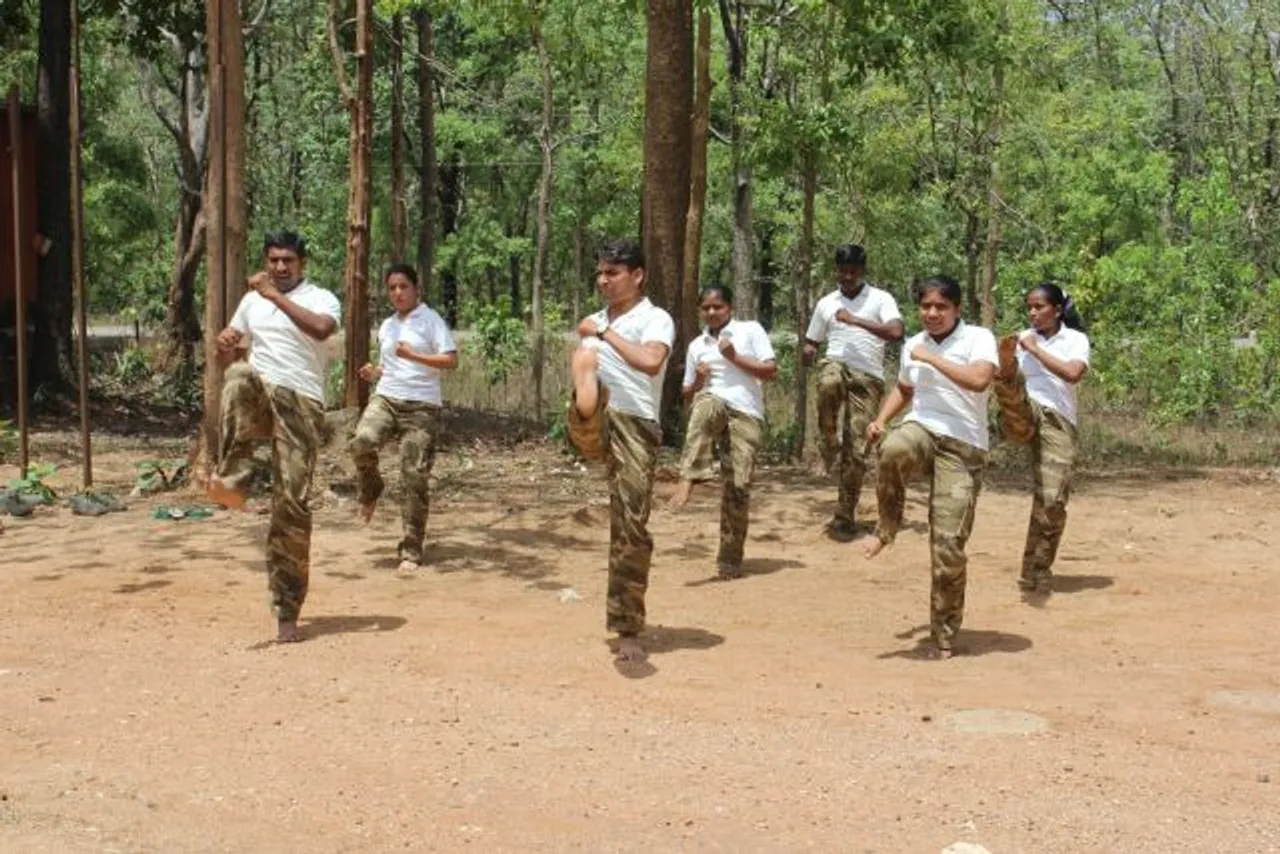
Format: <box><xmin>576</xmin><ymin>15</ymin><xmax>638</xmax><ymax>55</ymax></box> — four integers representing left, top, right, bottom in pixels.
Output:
<box><xmin>2</xmin><ymin>426</ymin><xmax>1279</xmax><ymax>853</ymax></box>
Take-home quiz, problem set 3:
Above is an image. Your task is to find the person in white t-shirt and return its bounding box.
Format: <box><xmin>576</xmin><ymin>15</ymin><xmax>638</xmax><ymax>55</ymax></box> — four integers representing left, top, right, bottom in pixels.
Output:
<box><xmin>565</xmin><ymin>239</ymin><xmax>674</xmax><ymax>667</ymax></box>
<box><xmin>349</xmin><ymin>264</ymin><xmax>458</xmax><ymax>571</ymax></box>
<box><xmin>208</xmin><ymin>230</ymin><xmax>341</xmax><ymax>644</ymax></box>
<box><xmin>864</xmin><ymin>275</ymin><xmax>997</xmax><ymax>660</ymax></box>
<box><xmin>668</xmin><ymin>285</ymin><xmax>778</xmax><ymax>578</ymax></box>
<box><xmin>993</xmin><ymin>282</ymin><xmax>1091</xmax><ymax>600</ymax></box>
<box><xmin>802</xmin><ymin>244</ymin><xmax>904</xmax><ymax>540</ymax></box>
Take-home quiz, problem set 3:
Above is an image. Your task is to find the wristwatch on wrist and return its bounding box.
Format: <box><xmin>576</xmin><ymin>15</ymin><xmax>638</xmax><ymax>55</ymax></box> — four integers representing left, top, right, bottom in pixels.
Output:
<box><xmin>596</xmin><ymin>321</ymin><xmax>609</xmax><ymax>339</ymax></box>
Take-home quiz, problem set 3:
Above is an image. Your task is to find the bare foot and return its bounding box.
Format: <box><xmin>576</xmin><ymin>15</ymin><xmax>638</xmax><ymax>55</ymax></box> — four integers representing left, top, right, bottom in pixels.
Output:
<box><xmin>997</xmin><ymin>333</ymin><xmax>1019</xmax><ymax>380</ymax></box>
<box><xmin>864</xmin><ymin>537</ymin><xmax>890</xmax><ymax>560</ymax></box>
<box><xmin>207</xmin><ymin>475</ymin><xmax>247</xmax><ymax>511</ymax></box>
<box><xmin>358</xmin><ymin>501</ymin><xmax>377</xmax><ymax>523</ymax></box>
<box><xmin>668</xmin><ymin>480</ymin><xmax>694</xmax><ymax>509</ymax></box>
<box><xmin>614</xmin><ymin>635</ymin><xmax>648</xmax><ymax>665</ymax></box>
<box><xmin>276</xmin><ymin>619</ymin><xmax>302</xmax><ymax>643</ymax></box>
<box><xmin>571</xmin><ymin>347</ymin><xmax>600</xmax><ymax>418</ymax></box>
<box><xmin>926</xmin><ymin>645</ymin><xmax>953</xmax><ymax>660</ymax></box>
<box><xmin>717</xmin><ymin>562</ymin><xmax>743</xmax><ymax>580</ymax></box>
<box><xmin>397</xmin><ymin>559</ymin><xmax>420</xmax><ymax>572</ymax></box>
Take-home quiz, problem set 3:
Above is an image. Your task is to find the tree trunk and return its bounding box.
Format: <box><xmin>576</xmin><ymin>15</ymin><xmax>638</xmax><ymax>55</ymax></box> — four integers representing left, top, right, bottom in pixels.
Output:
<box><xmin>530</xmin><ymin>21</ymin><xmax>554</xmax><ymax>420</ymax></box>
<box><xmin>964</xmin><ymin>208</ymin><xmax>981</xmax><ymax>321</ymax></box>
<box><xmin>719</xmin><ymin>0</ymin><xmax>754</xmax><ymax>318</ymax></box>
<box><xmin>980</xmin><ymin>63</ymin><xmax>1003</xmax><ymax>330</ymax></box>
<box><xmin>643</xmin><ymin>0</ymin><xmax>694</xmax><ymax>438</ymax></box>
<box><xmin>438</xmin><ymin>155</ymin><xmax>461</xmax><ymax>326</ymax></box>
<box><xmin>415</xmin><ymin>8</ymin><xmax>437</xmax><ymax>301</ymax></box>
<box><xmin>340</xmin><ymin>0</ymin><xmax>374</xmax><ymax>409</ymax></box>
<box><xmin>681</xmin><ymin>6</ymin><xmax>712</xmax><ymax>337</ymax></box>
<box><xmin>160</xmin><ymin>55</ymin><xmax>210</xmax><ymax>377</ymax></box>
<box><xmin>389</xmin><ymin>12</ymin><xmax>407</xmax><ymax>261</ymax></box>
<box><xmin>758</xmin><ymin>228</ymin><xmax>775</xmax><ymax>330</ymax></box>
<box><xmin>199</xmin><ymin>0</ymin><xmax>247</xmax><ymax>481</ymax></box>
<box><xmin>793</xmin><ymin>156</ymin><xmax>816</xmax><ymax>461</ymax></box>
<box><xmin>33</xmin><ymin>0</ymin><xmax>74</xmax><ymax>393</ymax></box>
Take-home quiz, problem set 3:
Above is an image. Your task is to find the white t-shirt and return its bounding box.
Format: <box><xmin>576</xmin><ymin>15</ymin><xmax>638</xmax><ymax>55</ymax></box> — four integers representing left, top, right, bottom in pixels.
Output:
<box><xmin>682</xmin><ymin>319</ymin><xmax>776</xmax><ymax>421</ymax></box>
<box><xmin>229</xmin><ymin>280</ymin><xmax>342</xmax><ymax>403</ymax></box>
<box><xmin>805</xmin><ymin>284</ymin><xmax>902</xmax><ymax>378</ymax></box>
<box><xmin>374</xmin><ymin>304</ymin><xmax>457</xmax><ymax>406</ymax></box>
<box><xmin>581</xmin><ymin>297</ymin><xmax>675</xmax><ymax>422</ymax></box>
<box><xmin>899</xmin><ymin>321</ymin><xmax>999</xmax><ymax>451</ymax></box>
<box><xmin>1017</xmin><ymin>326</ymin><xmax>1090</xmax><ymax>426</ymax></box>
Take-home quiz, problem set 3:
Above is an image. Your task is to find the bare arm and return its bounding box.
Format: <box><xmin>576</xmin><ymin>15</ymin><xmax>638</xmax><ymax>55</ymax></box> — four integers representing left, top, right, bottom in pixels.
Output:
<box><xmin>1020</xmin><ymin>335</ymin><xmax>1088</xmax><ymax>384</ymax></box>
<box><xmin>601</xmin><ymin>330</ymin><xmax>669</xmax><ymax>376</ymax></box>
<box><xmin>836</xmin><ymin>309</ymin><xmax>905</xmax><ymax>342</ymax></box>
<box><xmin>215</xmin><ymin>327</ymin><xmax>245</xmax><ymax>367</ymax></box>
<box><xmin>721</xmin><ymin>340</ymin><xmax>777</xmax><ymax>380</ymax></box>
<box><xmin>394</xmin><ymin>342</ymin><xmax>459</xmax><ymax>370</ymax></box>
<box><xmin>271</xmin><ymin>292</ymin><xmax>339</xmax><ymax>341</ymax></box>
<box><xmin>911</xmin><ymin>345</ymin><xmax>995</xmax><ymax>393</ymax></box>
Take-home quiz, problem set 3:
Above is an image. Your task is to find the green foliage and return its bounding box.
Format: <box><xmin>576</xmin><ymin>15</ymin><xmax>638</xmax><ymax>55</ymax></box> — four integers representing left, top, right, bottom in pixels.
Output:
<box><xmin>9</xmin><ymin>463</ymin><xmax>59</xmax><ymax>504</ymax></box>
<box><xmin>134</xmin><ymin>459</ymin><xmax>189</xmax><ymax>494</ymax></box>
<box><xmin>461</xmin><ymin>296</ymin><xmax>529</xmax><ymax>385</ymax></box>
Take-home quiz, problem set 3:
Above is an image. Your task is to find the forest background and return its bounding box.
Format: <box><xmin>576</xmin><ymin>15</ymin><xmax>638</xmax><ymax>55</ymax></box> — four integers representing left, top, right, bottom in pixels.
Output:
<box><xmin>3</xmin><ymin>0</ymin><xmax>1280</xmax><ymax>465</ymax></box>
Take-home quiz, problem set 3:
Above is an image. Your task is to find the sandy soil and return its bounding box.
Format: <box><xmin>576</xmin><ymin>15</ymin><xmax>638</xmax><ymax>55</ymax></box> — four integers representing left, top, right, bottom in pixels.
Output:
<box><xmin>2</xmin><ymin>433</ymin><xmax>1279</xmax><ymax>853</ymax></box>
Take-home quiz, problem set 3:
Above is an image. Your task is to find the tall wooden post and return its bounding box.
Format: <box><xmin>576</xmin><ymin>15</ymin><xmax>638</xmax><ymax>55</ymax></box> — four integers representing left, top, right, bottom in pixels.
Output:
<box><xmin>69</xmin><ymin>0</ymin><xmax>91</xmax><ymax>486</ymax></box>
<box><xmin>7</xmin><ymin>86</ymin><xmax>29</xmax><ymax>479</ymax></box>
<box><xmin>201</xmin><ymin>0</ymin><xmax>247</xmax><ymax>478</ymax></box>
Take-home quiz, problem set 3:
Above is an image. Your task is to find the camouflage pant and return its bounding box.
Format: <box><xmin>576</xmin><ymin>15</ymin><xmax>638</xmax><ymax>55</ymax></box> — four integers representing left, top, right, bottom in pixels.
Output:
<box><xmin>601</xmin><ymin>408</ymin><xmax>660</xmax><ymax>636</ymax></box>
<box><xmin>996</xmin><ymin>374</ymin><xmax>1080</xmax><ymax>588</ymax></box>
<box><xmin>816</xmin><ymin>360</ymin><xmax>885</xmax><ymax>523</ymax></box>
<box><xmin>217</xmin><ymin>363</ymin><xmax>322</xmax><ymax>622</ymax></box>
<box><xmin>873</xmin><ymin>421</ymin><xmax>987</xmax><ymax>650</ymax></box>
<box><xmin>348</xmin><ymin>394</ymin><xmax>440</xmax><ymax>564</ymax></box>
<box><xmin>678</xmin><ymin>392</ymin><xmax>764</xmax><ymax>570</ymax></box>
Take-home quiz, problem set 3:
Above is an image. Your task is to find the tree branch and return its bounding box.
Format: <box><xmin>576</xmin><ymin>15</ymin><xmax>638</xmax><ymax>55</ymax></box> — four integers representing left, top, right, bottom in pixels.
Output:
<box><xmin>243</xmin><ymin>0</ymin><xmax>274</xmax><ymax>36</ymax></box>
<box><xmin>327</xmin><ymin>0</ymin><xmax>354</xmax><ymax>106</ymax></box>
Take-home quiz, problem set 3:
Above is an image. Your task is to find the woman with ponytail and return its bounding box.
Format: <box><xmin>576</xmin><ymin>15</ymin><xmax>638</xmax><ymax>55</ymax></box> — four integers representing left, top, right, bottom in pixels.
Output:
<box><xmin>994</xmin><ymin>282</ymin><xmax>1091</xmax><ymax>600</ymax></box>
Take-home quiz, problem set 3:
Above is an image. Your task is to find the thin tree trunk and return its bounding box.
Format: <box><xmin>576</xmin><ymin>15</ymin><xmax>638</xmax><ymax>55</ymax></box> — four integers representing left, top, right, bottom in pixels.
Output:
<box><xmin>415</xmin><ymin>8</ymin><xmax>437</xmax><ymax>301</ymax></box>
<box><xmin>530</xmin><ymin>21</ymin><xmax>554</xmax><ymax>419</ymax></box>
<box><xmin>643</xmin><ymin>0</ymin><xmax>694</xmax><ymax>438</ymax></box>
<box><xmin>199</xmin><ymin>0</ymin><xmax>247</xmax><ymax>481</ymax></box>
<box><xmin>34</xmin><ymin>0</ymin><xmax>74</xmax><ymax>393</ymax></box>
<box><xmin>793</xmin><ymin>156</ymin><xmax>816</xmax><ymax>461</ymax></box>
<box><xmin>681</xmin><ymin>6</ymin><xmax>712</xmax><ymax>337</ymax></box>
<box><xmin>980</xmin><ymin>63</ymin><xmax>1004</xmax><ymax>330</ymax></box>
<box><xmin>438</xmin><ymin>155</ymin><xmax>461</xmax><ymax>326</ymax></box>
<box><xmin>719</xmin><ymin>0</ymin><xmax>754</xmax><ymax>318</ymax></box>
<box><xmin>339</xmin><ymin>0</ymin><xmax>374</xmax><ymax>409</ymax></box>
<box><xmin>964</xmin><ymin>209</ymin><xmax>981</xmax><ymax>321</ymax></box>
<box><xmin>758</xmin><ymin>229</ymin><xmax>775</xmax><ymax>330</ymax></box>
<box><xmin>389</xmin><ymin>12</ymin><xmax>407</xmax><ymax>261</ymax></box>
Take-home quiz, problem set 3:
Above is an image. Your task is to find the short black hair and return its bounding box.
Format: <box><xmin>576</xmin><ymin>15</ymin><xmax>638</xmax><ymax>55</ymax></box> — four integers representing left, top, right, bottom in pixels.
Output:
<box><xmin>263</xmin><ymin>229</ymin><xmax>307</xmax><ymax>258</ymax></box>
<box><xmin>835</xmin><ymin>244</ymin><xmax>866</xmax><ymax>267</ymax></box>
<box><xmin>698</xmin><ymin>283</ymin><xmax>734</xmax><ymax>305</ymax></box>
<box><xmin>384</xmin><ymin>263</ymin><xmax>418</xmax><ymax>287</ymax></box>
<box><xmin>596</xmin><ymin>238</ymin><xmax>644</xmax><ymax>270</ymax></box>
<box><xmin>913</xmin><ymin>274</ymin><xmax>963</xmax><ymax>307</ymax></box>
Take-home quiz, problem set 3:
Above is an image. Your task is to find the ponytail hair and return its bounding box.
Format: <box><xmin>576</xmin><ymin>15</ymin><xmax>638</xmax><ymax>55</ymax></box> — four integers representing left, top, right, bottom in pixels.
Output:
<box><xmin>1028</xmin><ymin>282</ymin><xmax>1086</xmax><ymax>332</ymax></box>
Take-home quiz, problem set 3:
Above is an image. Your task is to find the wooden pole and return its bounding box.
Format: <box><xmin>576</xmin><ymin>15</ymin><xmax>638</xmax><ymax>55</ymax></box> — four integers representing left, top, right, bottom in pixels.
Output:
<box><xmin>69</xmin><ymin>0</ymin><xmax>91</xmax><ymax>486</ymax></box>
<box><xmin>8</xmin><ymin>85</ymin><xmax>30</xmax><ymax>479</ymax></box>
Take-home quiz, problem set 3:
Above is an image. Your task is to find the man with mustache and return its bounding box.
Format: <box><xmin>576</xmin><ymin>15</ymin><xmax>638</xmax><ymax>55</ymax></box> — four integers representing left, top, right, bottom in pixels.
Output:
<box><xmin>208</xmin><ymin>230</ymin><xmax>341</xmax><ymax>643</ymax></box>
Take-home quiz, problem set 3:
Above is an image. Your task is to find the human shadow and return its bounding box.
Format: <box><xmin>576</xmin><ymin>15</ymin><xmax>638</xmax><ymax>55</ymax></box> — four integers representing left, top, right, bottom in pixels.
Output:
<box><xmin>300</xmin><ymin>614</ymin><xmax>407</xmax><ymax>639</ymax></box>
<box><xmin>114</xmin><ymin>579</ymin><xmax>173</xmax><ymax>594</ymax></box>
<box><xmin>879</xmin><ymin>625</ymin><xmax>1032</xmax><ymax>660</ymax></box>
<box><xmin>420</xmin><ymin>541</ymin><xmax>554</xmax><ymax>582</ymax></box>
<box><xmin>1051</xmin><ymin>574</ymin><xmax>1114</xmax><ymax>594</ymax></box>
<box><xmin>607</xmin><ymin>625</ymin><xmax>726</xmax><ymax>680</ymax></box>
<box><xmin>685</xmin><ymin>557</ymin><xmax>804</xmax><ymax>587</ymax></box>
<box><xmin>324</xmin><ymin>571</ymin><xmax>367</xmax><ymax>581</ymax></box>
